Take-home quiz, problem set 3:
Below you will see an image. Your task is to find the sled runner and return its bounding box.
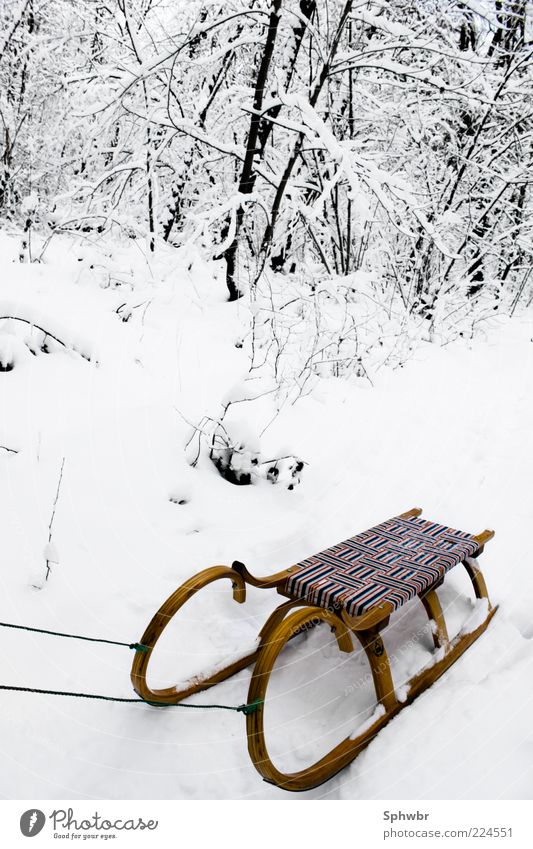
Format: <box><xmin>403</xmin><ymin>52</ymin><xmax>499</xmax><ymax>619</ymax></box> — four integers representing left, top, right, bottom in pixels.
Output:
<box><xmin>131</xmin><ymin>507</ymin><xmax>496</xmax><ymax>791</ymax></box>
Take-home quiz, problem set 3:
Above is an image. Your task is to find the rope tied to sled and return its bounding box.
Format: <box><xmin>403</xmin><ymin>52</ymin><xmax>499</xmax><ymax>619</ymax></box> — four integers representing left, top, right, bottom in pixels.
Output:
<box><xmin>0</xmin><ymin>620</ymin><xmax>149</xmax><ymax>652</ymax></box>
<box><xmin>0</xmin><ymin>685</ymin><xmax>262</xmax><ymax>713</ymax></box>
<box><xmin>0</xmin><ymin>621</ymin><xmax>262</xmax><ymax>714</ymax></box>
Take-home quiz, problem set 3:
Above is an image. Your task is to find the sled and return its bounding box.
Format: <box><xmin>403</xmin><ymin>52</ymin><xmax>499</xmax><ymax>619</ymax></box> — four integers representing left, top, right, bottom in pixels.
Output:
<box><xmin>131</xmin><ymin>507</ymin><xmax>497</xmax><ymax>791</ymax></box>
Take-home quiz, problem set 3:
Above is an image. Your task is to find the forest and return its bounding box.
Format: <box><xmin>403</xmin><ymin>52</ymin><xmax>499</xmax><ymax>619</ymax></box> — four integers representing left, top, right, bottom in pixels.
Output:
<box><xmin>2</xmin><ymin>4</ymin><xmax>530</xmax><ymax>323</ymax></box>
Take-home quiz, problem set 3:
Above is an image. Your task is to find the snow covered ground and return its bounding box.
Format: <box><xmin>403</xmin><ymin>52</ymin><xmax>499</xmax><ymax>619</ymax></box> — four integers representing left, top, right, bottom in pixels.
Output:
<box><xmin>0</xmin><ymin>231</ymin><xmax>532</xmax><ymax>800</ymax></box>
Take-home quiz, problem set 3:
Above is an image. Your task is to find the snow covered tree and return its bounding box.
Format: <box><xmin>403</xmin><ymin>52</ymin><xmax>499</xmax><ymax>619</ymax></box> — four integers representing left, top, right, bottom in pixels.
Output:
<box><xmin>0</xmin><ymin>0</ymin><xmax>531</xmax><ymax>373</ymax></box>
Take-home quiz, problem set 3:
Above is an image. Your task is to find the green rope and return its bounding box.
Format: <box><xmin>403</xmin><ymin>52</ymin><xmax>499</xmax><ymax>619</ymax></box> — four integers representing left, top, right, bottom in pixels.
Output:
<box><xmin>0</xmin><ymin>621</ymin><xmax>263</xmax><ymax>714</ymax></box>
<box><xmin>0</xmin><ymin>620</ymin><xmax>149</xmax><ymax>652</ymax></box>
<box><xmin>0</xmin><ymin>685</ymin><xmax>262</xmax><ymax>713</ymax></box>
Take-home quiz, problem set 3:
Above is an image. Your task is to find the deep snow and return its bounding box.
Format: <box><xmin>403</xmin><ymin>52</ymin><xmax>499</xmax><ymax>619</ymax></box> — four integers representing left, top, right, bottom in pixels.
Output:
<box><xmin>0</xmin><ymin>231</ymin><xmax>532</xmax><ymax>799</ymax></box>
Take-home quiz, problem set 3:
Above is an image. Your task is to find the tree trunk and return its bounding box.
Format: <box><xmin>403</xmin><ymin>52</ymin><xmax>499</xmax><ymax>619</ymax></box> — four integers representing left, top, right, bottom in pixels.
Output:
<box><xmin>222</xmin><ymin>0</ymin><xmax>282</xmax><ymax>301</ymax></box>
<box><xmin>260</xmin><ymin>0</ymin><xmax>353</xmax><ymax>262</ymax></box>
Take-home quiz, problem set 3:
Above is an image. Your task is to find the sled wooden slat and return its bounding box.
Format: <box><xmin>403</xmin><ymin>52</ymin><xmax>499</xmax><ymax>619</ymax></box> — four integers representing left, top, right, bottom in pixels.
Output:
<box><xmin>131</xmin><ymin>507</ymin><xmax>497</xmax><ymax>790</ymax></box>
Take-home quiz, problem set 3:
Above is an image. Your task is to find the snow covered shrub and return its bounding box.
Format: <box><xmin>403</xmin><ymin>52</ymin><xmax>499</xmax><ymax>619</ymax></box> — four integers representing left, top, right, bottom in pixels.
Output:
<box><xmin>246</xmin><ymin>269</ymin><xmax>418</xmax><ymax>394</ymax></box>
<box><xmin>185</xmin><ymin>416</ymin><xmax>304</xmax><ymax>490</ymax></box>
<box><xmin>209</xmin><ymin>422</ymin><xmax>260</xmax><ymax>486</ymax></box>
<box><xmin>211</xmin><ymin>435</ymin><xmax>305</xmax><ymax>489</ymax></box>
<box><xmin>266</xmin><ymin>457</ymin><xmax>304</xmax><ymax>490</ymax></box>
<box><xmin>245</xmin><ymin>265</ymin><xmax>504</xmax><ymax>395</ymax></box>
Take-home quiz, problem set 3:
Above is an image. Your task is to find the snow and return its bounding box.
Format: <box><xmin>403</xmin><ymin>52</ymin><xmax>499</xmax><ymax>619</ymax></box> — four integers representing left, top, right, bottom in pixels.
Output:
<box><xmin>350</xmin><ymin>8</ymin><xmax>414</xmax><ymax>39</ymax></box>
<box><xmin>0</xmin><ymin>230</ymin><xmax>532</xmax><ymax>799</ymax></box>
<box><xmin>0</xmin><ymin>331</ymin><xmax>16</xmax><ymax>370</ymax></box>
<box><xmin>349</xmin><ymin>704</ymin><xmax>386</xmax><ymax>740</ymax></box>
<box><xmin>460</xmin><ymin>596</ymin><xmax>490</xmax><ymax>635</ymax></box>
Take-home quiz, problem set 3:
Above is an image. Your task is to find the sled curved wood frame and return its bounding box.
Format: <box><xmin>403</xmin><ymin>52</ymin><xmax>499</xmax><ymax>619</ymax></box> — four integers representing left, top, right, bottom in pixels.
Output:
<box><xmin>130</xmin><ymin>507</ymin><xmax>497</xmax><ymax>791</ymax></box>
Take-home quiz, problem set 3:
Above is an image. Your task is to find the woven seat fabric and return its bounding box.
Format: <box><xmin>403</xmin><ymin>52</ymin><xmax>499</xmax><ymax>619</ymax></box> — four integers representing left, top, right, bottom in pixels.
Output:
<box><xmin>285</xmin><ymin>515</ymin><xmax>479</xmax><ymax>617</ymax></box>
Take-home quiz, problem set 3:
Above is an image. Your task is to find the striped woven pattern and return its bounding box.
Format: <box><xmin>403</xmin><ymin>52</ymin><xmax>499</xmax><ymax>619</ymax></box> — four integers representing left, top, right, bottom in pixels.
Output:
<box><xmin>286</xmin><ymin>515</ymin><xmax>479</xmax><ymax>617</ymax></box>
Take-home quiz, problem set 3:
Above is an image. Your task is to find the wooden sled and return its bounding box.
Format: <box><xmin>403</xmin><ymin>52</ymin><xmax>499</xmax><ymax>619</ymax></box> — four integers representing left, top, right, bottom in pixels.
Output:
<box><xmin>131</xmin><ymin>508</ymin><xmax>497</xmax><ymax>791</ymax></box>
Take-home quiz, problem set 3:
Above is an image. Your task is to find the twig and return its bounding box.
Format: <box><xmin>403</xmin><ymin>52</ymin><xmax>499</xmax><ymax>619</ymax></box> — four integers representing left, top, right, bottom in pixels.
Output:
<box><xmin>0</xmin><ymin>316</ymin><xmax>69</xmax><ymax>351</ymax></box>
<box><xmin>45</xmin><ymin>457</ymin><xmax>66</xmax><ymax>582</ymax></box>
<box><xmin>0</xmin><ymin>445</ymin><xmax>18</xmax><ymax>454</ymax></box>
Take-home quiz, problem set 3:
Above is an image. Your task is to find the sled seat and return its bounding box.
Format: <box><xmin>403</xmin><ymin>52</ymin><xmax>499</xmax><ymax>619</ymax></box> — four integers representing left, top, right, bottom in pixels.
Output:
<box><xmin>284</xmin><ymin>512</ymin><xmax>481</xmax><ymax>617</ymax></box>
